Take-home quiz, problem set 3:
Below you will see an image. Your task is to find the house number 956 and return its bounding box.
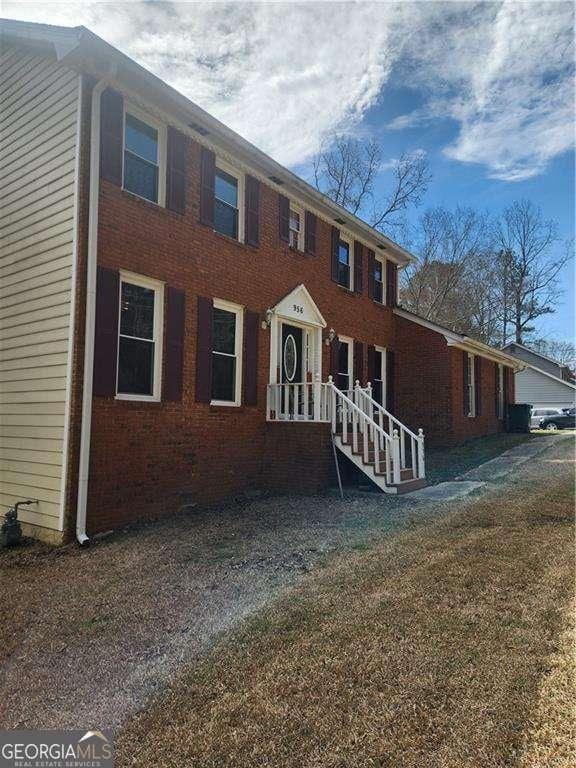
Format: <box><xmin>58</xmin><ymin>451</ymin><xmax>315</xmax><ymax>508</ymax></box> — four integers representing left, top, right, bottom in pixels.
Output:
<box><xmin>293</xmin><ymin>304</ymin><xmax>304</xmax><ymax>314</ymax></box>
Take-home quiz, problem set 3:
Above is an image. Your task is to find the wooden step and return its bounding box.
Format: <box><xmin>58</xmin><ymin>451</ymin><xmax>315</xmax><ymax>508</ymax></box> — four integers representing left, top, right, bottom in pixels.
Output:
<box><xmin>392</xmin><ymin>478</ymin><xmax>427</xmax><ymax>494</ymax></box>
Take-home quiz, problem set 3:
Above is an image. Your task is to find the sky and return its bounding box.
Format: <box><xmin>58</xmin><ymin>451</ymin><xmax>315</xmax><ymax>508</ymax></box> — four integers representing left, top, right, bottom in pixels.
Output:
<box><xmin>4</xmin><ymin>0</ymin><xmax>574</xmax><ymax>341</ymax></box>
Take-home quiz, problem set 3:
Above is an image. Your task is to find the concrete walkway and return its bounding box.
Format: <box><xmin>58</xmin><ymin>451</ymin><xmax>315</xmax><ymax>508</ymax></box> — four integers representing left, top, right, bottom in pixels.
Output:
<box><xmin>407</xmin><ymin>434</ymin><xmax>567</xmax><ymax>502</ymax></box>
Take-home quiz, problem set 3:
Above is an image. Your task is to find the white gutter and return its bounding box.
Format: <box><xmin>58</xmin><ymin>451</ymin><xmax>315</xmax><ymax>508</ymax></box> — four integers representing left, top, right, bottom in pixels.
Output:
<box><xmin>76</xmin><ymin>79</ymin><xmax>107</xmax><ymax>545</ymax></box>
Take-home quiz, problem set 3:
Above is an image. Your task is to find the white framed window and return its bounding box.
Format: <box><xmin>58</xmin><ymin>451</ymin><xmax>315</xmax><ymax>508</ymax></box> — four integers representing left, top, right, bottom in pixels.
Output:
<box><xmin>372</xmin><ymin>346</ymin><xmax>387</xmax><ymax>406</ymax></box>
<box><xmin>497</xmin><ymin>363</ymin><xmax>505</xmax><ymax>419</ymax></box>
<box><xmin>337</xmin><ymin>235</ymin><xmax>354</xmax><ymax>290</ymax></box>
<box><xmin>337</xmin><ymin>335</ymin><xmax>354</xmax><ymax>392</ymax></box>
<box><xmin>211</xmin><ymin>299</ymin><xmax>244</xmax><ymax>406</ymax></box>
<box><xmin>468</xmin><ymin>353</ymin><xmax>476</xmax><ymax>417</ymax></box>
<box><xmin>214</xmin><ymin>160</ymin><xmax>244</xmax><ymax>242</ymax></box>
<box><xmin>123</xmin><ymin>104</ymin><xmax>166</xmax><ymax>205</ymax></box>
<box><xmin>373</xmin><ymin>255</ymin><xmax>385</xmax><ymax>303</ymax></box>
<box><xmin>116</xmin><ymin>272</ymin><xmax>164</xmax><ymax>401</ymax></box>
<box><xmin>289</xmin><ymin>204</ymin><xmax>304</xmax><ymax>250</ymax></box>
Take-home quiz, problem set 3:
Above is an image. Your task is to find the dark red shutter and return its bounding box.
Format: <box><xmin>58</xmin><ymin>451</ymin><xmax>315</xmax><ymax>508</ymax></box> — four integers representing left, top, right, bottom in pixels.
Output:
<box><xmin>243</xmin><ymin>310</ymin><xmax>259</xmax><ymax>406</ymax></box>
<box><xmin>386</xmin><ymin>350</ymin><xmax>395</xmax><ymax>412</ymax></box>
<box><xmin>100</xmin><ymin>88</ymin><xmax>123</xmax><ymax>186</ymax></box>
<box><xmin>245</xmin><ymin>175</ymin><xmax>260</xmax><ymax>246</ymax></box>
<box><xmin>166</xmin><ymin>127</ymin><xmax>186</xmax><ymax>214</ymax></box>
<box><xmin>494</xmin><ymin>362</ymin><xmax>500</xmax><ymax>416</ymax></box>
<box><xmin>353</xmin><ymin>341</ymin><xmax>364</xmax><ymax>384</ymax></box>
<box><xmin>93</xmin><ymin>267</ymin><xmax>119</xmax><ymax>397</ymax></box>
<box><xmin>386</xmin><ymin>260</ymin><xmax>397</xmax><ymax>306</ymax></box>
<box><xmin>367</xmin><ymin>249</ymin><xmax>376</xmax><ymax>299</ymax></box>
<box><xmin>330</xmin><ymin>336</ymin><xmax>340</xmax><ymax>379</ymax></box>
<box><xmin>200</xmin><ymin>147</ymin><xmax>215</xmax><ymax>226</ymax></box>
<box><xmin>367</xmin><ymin>344</ymin><xmax>376</xmax><ymax>384</ymax></box>
<box><xmin>474</xmin><ymin>356</ymin><xmax>482</xmax><ymax>416</ymax></box>
<box><xmin>331</xmin><ymin>226</ymin><xmax>340</xmax><ymax>283</ymax></box>
<box><xmin>305</xmin><ymin>211</ymin><xmax>317</xmax><ymax>255</ymax></box>
<box><xmin>463</xmin><ymin>350</ymin><xmax>470</xmax><ymax>416</ymax></box>
<box><xmin>354</xmin><ymin>241</ymin><xmax>364</xmax><ymax>294</ymax></box>
<box><xmin>195</xmin><ymin>296</ymin><xmax>213</xmax><ymax>403</ymax></box>
<box><xmin>278</xmin><ymin>194</ymin><xmax>290</xmax><ymax>243</ymax></box>
<box><xmin>164</xmin><ymin>287</ymin><xmax>186</xmax><ymax>401</ymax></box>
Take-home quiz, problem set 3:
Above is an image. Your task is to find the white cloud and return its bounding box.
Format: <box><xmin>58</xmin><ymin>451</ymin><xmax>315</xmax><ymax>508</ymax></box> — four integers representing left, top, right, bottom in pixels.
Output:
<box><xmin>2</xmin><ymin>1</ymin><xmax>574</xmax><ymax>180</ymax></box>
<box><xmin>392</xmin><ymin>1</ymin><xmax>575</xmax><ymax>181</ymax></box>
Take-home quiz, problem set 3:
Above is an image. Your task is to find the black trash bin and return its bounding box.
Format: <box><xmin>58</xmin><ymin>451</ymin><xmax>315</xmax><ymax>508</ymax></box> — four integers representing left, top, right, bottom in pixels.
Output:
<box><xmin>506</xmin><ymin>403</ymin><xmax>532</xmax><ymax>433</ymax></box>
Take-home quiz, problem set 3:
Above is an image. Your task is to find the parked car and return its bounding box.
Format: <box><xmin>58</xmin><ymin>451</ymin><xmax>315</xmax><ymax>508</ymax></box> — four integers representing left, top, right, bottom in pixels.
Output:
<box><xmin>538</xmin><ymin>408</ymin><xmax>576</xmax><ymax>431</ymax></box>
<box><xmin>530</xmin><ymin>407</ymin><xmax>565</xmax><ymax>428</ymax></box>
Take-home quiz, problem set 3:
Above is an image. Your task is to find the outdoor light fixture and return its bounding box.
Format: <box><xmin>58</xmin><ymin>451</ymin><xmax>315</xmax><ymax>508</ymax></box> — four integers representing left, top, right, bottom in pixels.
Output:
<box><xmin>324</xmin><ymin>327</ymin><xmax>336</xmax><ymax>346</ymax></box>
<box><xmin>262</xmin><ymin>308</ymin><xmax>274</xmax><ymax>329</ymax></box>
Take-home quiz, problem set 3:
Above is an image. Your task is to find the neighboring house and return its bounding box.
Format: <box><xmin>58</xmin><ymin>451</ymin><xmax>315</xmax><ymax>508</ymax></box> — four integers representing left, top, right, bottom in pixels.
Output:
<box><xmin>502</xmin><ymin>343</ymin><xmax>576</xmax><ymax>411</ymax></box>
<box><xmin>0</xmin><ymin>20</ymin><xmax>522</xmax><ymax>545</ymax></box>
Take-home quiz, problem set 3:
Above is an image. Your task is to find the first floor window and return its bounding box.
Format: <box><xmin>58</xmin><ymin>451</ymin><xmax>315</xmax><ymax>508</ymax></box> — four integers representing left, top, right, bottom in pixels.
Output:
<box><xmin>338</xmin><ymin>240</ymin><xmax>351</xmax><ymax>289</ymax></box>
<box><xmin>372</xmin><ymin>348</ymin><xmax>386</xmax><ymax>406</ymax></box>
<box><xmin>212</xmin><ymin>301</ymin><xmax>243</xmax><ymax>404</ymax></box>
<box><xmin>468</xmin><ymin>353</ymin><xmax>476</xmax><ymax>417</ymax></box>
<box><xmin>337</xmin><ymin>338</ymin><xmax>352</xmax><ymax>392</ymax></box>
<box><xmin>124</xmin><ymin>112</ymin><xmax>160</xmax><ymax>203</ymax></box>
<box><xmin>373</xmin><ymin>258</ymin><xmax>384</xmax><ymax>303</ymax></box>
<box><xmin>215</xmin><ymin>168</ymin><xmax>239</xmax><ymax>239</ymax></box>
<box><xmin>117</xmin><ymin>275</ymin><xmax>163</xmax><ymax>399</ymax></box>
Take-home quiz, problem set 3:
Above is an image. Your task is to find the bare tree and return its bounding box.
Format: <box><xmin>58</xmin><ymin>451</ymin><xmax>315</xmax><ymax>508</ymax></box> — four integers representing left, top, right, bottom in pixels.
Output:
<box><xmin>495</xmin><ymin>200</ymin><xmax>568</xmax><ymax>344</ymax></box>
<box><xmin>528</xmin><ymin>339</ymin><xmax>576</xmax><ymax>367</ymax></box>
<box><xmin>401</xmin><ymin>206</ymin><xmax>493</xmax><ymax>333</ymax></box>
<box><xmin>313</xmin><ymin>136</ymin><xmax>430</xmax><ymax>232</ymax></box>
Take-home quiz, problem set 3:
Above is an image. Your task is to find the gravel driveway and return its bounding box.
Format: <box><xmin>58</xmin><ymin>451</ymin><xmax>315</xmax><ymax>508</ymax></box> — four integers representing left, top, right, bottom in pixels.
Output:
<box><xmin>0</xmin><ymin>434</ymin><xmax>570</xmax><ymax>733</ymax></box>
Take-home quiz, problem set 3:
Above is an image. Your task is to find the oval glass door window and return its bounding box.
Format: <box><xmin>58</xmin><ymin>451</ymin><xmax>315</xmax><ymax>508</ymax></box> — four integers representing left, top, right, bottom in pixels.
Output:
<box><xmin>283</xmin><ymin>334</ymin><xmax>297</xmax><ymax>381</ymax></box>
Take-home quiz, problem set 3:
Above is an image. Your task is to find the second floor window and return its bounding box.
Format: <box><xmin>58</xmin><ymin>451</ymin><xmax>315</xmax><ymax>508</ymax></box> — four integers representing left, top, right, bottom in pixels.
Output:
<box><xmin>373</xmin><ymin>259</ymin><xmax>384</xmax><ymax>303</ymax></box>
<box><xmin>124</xmin><ymin>113</ymin><xmax>159</xmax><ymax>203</ymax></box>
<box><xmin>338</xmin><ymin>241</ymin><xmax>351</xmax><ymax>289</ymax></box>
<box><xmin>289</xmin><ymin>209</ymin><xmax>301</xmax><ymax>250</ymax></box>
<box><xmin>215</xmin><ymin>169</ymin><xmax>239</xmax><ymax>239</ymax></box>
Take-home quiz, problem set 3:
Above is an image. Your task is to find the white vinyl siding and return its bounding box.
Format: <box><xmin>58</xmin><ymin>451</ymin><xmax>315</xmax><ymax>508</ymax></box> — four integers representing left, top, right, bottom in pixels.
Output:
<box><xmin>0</xmin><ymin>46</ymin><xmax>80</xmax><ymax>534</ymax></box>
<box><xmin>514</xmin><ymin>367</ymin><xmax>575</xmax><ymax>410</ymax></box>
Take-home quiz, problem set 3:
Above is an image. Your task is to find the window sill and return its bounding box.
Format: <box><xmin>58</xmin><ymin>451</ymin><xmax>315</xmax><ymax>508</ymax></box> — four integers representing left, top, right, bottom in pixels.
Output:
<box><xmin>115</xmin><ymin>394</ymin><xmax>161</xmax><ymax>404</ymax></box>
<box><xmin>337</xmin><ymin>284</ymin><xmax>357</xmax><ymax>296</ymax></box>
<box><xmin>120</xmin><ymin>186</ymin><xmax>164</xmax><ymax>210</ymax></box>
<box><xmin>205</xmin><ymin>226</ymin><xmax>253</xmax><ymax>251</ymax></box>
<box><xmin>210</xmin><ymin>401</ymin><xmax>244</xmax><ymax>412</ymax></box>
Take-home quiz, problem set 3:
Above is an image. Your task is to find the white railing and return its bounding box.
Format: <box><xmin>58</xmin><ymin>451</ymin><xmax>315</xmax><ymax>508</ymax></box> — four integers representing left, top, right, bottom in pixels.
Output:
<box><xmin>326</xmin><ymin>376</ymin><xmax>397</xmax><ymax>485</ymax></box>
<box><xmin>352</xmin><ymin>380</ymin><xmax>425</xmax><ymax>480</ymax></box>
<box><xmin>266</xmin><ymin>378</ymin><xmax>425</xmax><ymax>486</ymax></box>
<box><xmin>266</xmin><ymin>382</ymin><xmax>331</xmax><ymax>422</ymax></box>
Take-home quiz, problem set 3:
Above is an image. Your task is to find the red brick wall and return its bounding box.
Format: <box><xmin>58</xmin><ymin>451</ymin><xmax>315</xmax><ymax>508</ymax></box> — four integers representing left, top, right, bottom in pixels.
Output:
<box><xmin>450</xmin><ymin>348</ymin><xmax>513</xmax><ymax>443</ymax></box>
<box><xmin>85</xmin><ymin>107</ymin><xmax>398</xmax><ymax>532</ymax></box>
<box><xmin>393</xmin><ymin>315</ymin><xmax>452</xmax><ymax>442</ymax></box>
<box><xmin>72</xmin><ymin>84</ymin><xmax>515</xmax><ymax>533</ymax></box>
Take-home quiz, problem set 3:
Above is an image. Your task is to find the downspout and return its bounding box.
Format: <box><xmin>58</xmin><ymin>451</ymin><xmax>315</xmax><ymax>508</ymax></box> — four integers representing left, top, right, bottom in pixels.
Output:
<box><xmin>76</xmin><ymin>79</ymin><xmax>107</xmax><ymax>545</ymax></box>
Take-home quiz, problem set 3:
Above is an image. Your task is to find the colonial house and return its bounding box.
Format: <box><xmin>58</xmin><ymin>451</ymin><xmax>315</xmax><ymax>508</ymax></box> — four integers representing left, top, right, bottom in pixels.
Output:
<box><xmin>502</xmin><ymin>343</ymin><xmax>576</xmax><ymax>411</ymax></box>
<box><xmin>0</xmin><ymin>19</ymin><xmax>522</xmax><ymax>544</ymax></box>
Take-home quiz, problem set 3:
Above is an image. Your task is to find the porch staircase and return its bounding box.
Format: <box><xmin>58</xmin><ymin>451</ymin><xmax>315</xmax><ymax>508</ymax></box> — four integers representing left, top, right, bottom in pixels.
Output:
<box><xmin>266</xmin><ymin>378</ymin><xmax>427</xmax><ymax>494</ymax></box>
<box><xmin>329</xmin><ymin>378</ymin><xmax>427</xmax><ymax>495</ymax></box>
